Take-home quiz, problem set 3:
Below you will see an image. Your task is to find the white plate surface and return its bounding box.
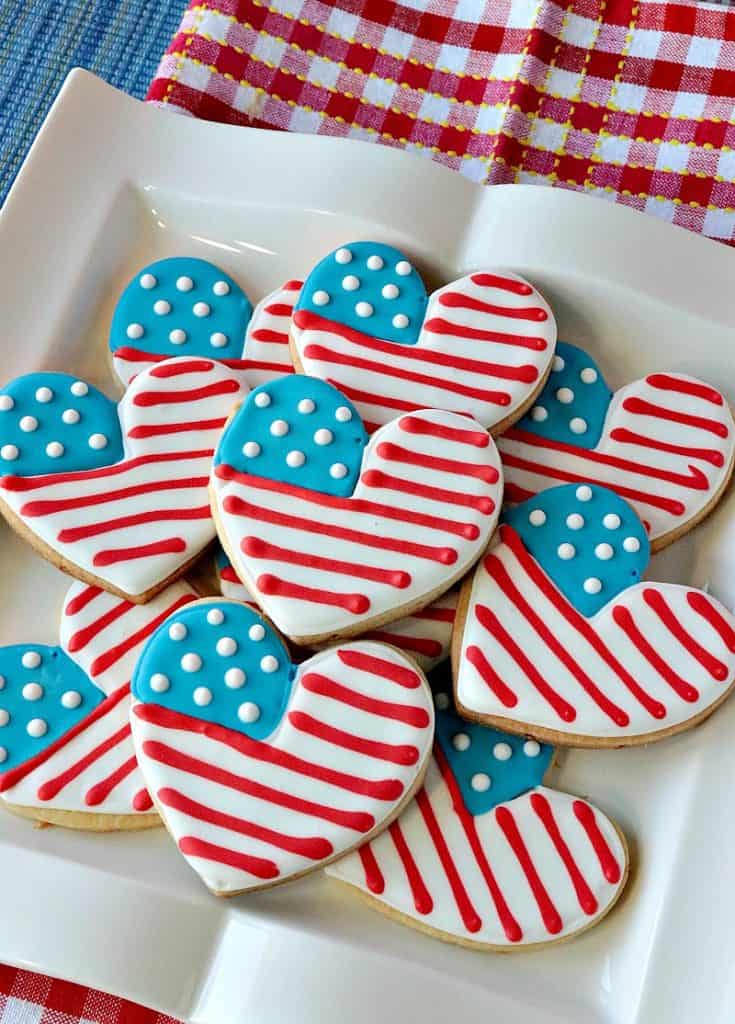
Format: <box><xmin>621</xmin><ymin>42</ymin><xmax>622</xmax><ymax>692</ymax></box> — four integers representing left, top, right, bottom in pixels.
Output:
<box><xmin>2</xmin><ymin>69</ymin><xmax>735</xmax><ymax>1024</ymax></box>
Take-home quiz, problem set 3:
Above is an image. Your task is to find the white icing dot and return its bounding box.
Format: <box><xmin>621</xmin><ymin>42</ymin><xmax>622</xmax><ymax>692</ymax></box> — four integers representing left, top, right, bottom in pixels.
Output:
<box><xmin>270</xmin><ymin>419</ymin><xmax>289</xmax><ymax>437</ymax></box>
<box><xmin>238</xmin><ymin>701</ymin><xmax>260</xmax><ymax>723</ymax></box>
<box><xmin>342</xmin><ymin>275</ymin><xmax>360</xmax><ymax>291</ymax></box>
<box><xmin>604</xmin><ymin>514</ymin><xmax>621</xmax><ymax>530</ymax></box>
<box><xmin>552</xmin><ymin>356</ymin><xmax>565</xmax><ymax>372</ymax></box>
<box><xmin>61</xmin><ymin>690</ymin><xmax>82</xmax><ymax>709</ymax></box>
<box><xmin>22</xmin><ymin>683</ymin><xmax>43</xmax><ymax>702</ymax></box>
<box><xmin>181</xmin><ymin>653</ymin><xmax>202</xmax><ymax>673</ymax></box>
<box><xmin>21</xmin><ymin>651</ymin><xmax>41</xmax><ymax>669</ymax></box>
<box><xmin>176</xmin><ymin>276</ymin><xmax>194</xmax><ymax>292</ymax></box>
<box><xmin>193</xmin><ymin>302</ymin><xmax>210</xmax><ymax>317</ymax></box>
<box><xmin>529</xmin><ymin>509</ymin><xmax>546</xmax><ymax>526</ymax></box>
<box><xmin>27</xmin><ymin>718</ymin><xmax>47</xmax><ymax>738</ymax></box>
<box><xmin>153</xmin><ymin>299</ymin><xmax>171</xmax><ymax>316</ymax></box>
<box><xmin>595</xmin><ymin>542</ymin><xmax>614</xmax><ymax>560</ymax></box>
<box><xmin>286</xmin><ymin>450</ymin><xmax>306</xmax><ymax>468</ymax></box>
<box><xmin>367</xmin><ymin>255</ymin><xmax>384</xmax><ymax>270</ymax></box>
<box><xmin>570</xmin><ymin>418</ymin><xmax>588</xmax><ymax>434</ymax></box>
<box><xmin>213</xmin><ymin>280</ymin><xmax>230</xmax><ymax>296</ymax></box>
<box><xmin>567</xmin><ymin>513</ymin><xmax>585</xmax><ymax>530</ymax></box>
<box><xmin>36</xmin><ymin>387</ymin><xmax>53</xmax><ymax>403</ymax></box>
<box><xmin>583</xmin><ymin>577</ymin><xmax>603</xmax><ymax>595</ymax></box>
<box><xmin>452</xmin><ymin>733</ymin><xmax>471</xmax><ymax>751</ymax></box>
<box><xmin>0</xmin><ymin>709</ymin><xmax>7</xmax><ymax>726</ymax></box>
<box><xmin>46</xmin><ymin>441</ymin><xmax>64</xmax><ymax>458</ymax></box>
<box><xmin>225</xmin><ymin>668</ymin><xmax>246</xmax><ymax>689</ymax></box>
<box><xmin>19</xmin><ymin>416</ymin><xmax>38</xmax><ymax>432</ymax></box>
<box><xmin>434</xmin><ymin>692</ymin><xmax>450</xmax><ymax>710</ymax></box>
<box><xmin>312</xmin><ymin>290</ymin><xmax>330</xmax><ymax>306</ymax></box>
<box><xmin>623</xmin><ymin>536</ymin><xmax>641</xmax><ymax>553</ymax></box>
<box><xmin>62</xmin><ymin>409</ymin><xmax>80</xmax><ymax>424</ymax></box>
<box><xmin>335</xmin><ymin>248</ymin><xmax>352</xmax><ymax>264</ymax></box>
<box><xmin>524</xmin><ymin>740</ymin><xmax>541</xmax><ymax>757</ymax></box>
<box><xmin>392</xmin><ymin>313</ymin><xmax>409</xmax><ymax>328</ymax></box>
<box><xmin>395</xmin><ymin>260</ymin><xmax>412</xmax><ymax>276</ymax></box>
<box><xmin>298</xmin><ymin>399</ymin><xmax>315</xmax><ymax>414</ymax></box>
<box><xmin>168</xmin><ymin>622</ymin><xmax>187</xmax><ymax>641</ymax></box>
<box><xmin>207</xmin><ymin>608</ymin><xmax>225</xmax><ymax>625</ymax></box>
<box><xmin>243</xmin><ymin>441</ymin><xmax>261</xmax><ymax>458</ymax></box>
<box><xmin>557</xmin><ymin>543</ymin><xmax>576</xmax><ymax>560</ymax></box>
<box><xmin>169</xmin><ymin>329</ymin><xmax>187</xmax><ymax>344</ymax></box>
<box><xmin>88</xmin><ymin>433</ymin><xmax>108</xmax><ymax>450</ymax></box>
<box><xmin>581</xmin><ymin>367</ymin><xmax>598</xmax><ymax>383</ymax></box>
<box><xmin>140</xmin><ymin>273</ymin><xmax>157</xmax><ymax>289</ymax></box>
<box><xmin>0</xmin><ymin>748</ymin><xmax>6</xmax><ymax>764</ymax></box>
<box><xmin>530</xmin><ymin>405</ymin><xmax>548</xmax><ymax>422</ymax></box>
<box><xmin>335</xmin><ymin>406</ymin><xmax>352</xmax><ymax>422</ymax></box>
<box><xmin>70</xmin><ymin>381</ymin><xmax>88</xmax><ymax>397</ymax></box>
<box><xmin>249</xmin><ymin>624</ymin><xmax>265</xmax><ymax>642</ymax></box>
<box><xmin>382</xmin><ymin>283</ymin><xmax>399</xmax><ymax>299</ymax></box>
<box><xmin>210</xmin><ymin>332</ymin><xmax>228</xmax><ymax>348</ymax></box>
<box><xmin>217</xmin><ymin>637</ymin><xmax>238</xmax><ymax>656</ymax></box>
<box><xmin>193</xmin><ymin>686</ymin><xmax>213</xmax><ymax>707</ymax></box>
<box><xmin>0</xmin><ymin>396</ymin><xmax>13</xmax><ymax>411</ymax></box>
<box><xmin>260</xmin><ymin>655</ymin><xmax>279</xmax><ymax>673</ymax></box>
<box><xmin>493</xmin><ymin>742</ymin><xmax>513</xmax><ymax>761</ymax></box>
<box><xmin>355</xmin><ymin>301</ymin><xmax>373</xmax><ymax>318</ymax></box>
<box><xmin>1</xmin><ymin>444</ymin><xmax>18</xmax><ymax>461</ymax></box>
<box><xmin>314</xmin><ymin>428</ymin><xmax>333</xmax><ymax>445</ymax></box>
<box><xmin>471</xmin><ymin>772</ymin><xmax>491</xmax><ymax>792</ymax></box>
<box><xmin>150</xmin><ymin>673</ymin><xmax>170</xmax><ymax>693</ymax></box>
<box><xmin>576</xmin><ymin>485</ymin><xmax>592</xmax><ymax>502</ymax></box>
<box><xmin>556</xmin><ymin>387</ymin><xmax>574</xmax><ymax>404</ymax></box>
<box><xmin>126</xmin><ymin>323</ymin><xmax>144</xmax><ymax>340</ymax></box>
<box><xmin>330</xmin><ymin>463</ymin><xmax>348</xmax><ymax>479</ymax></box>
<box><xmin>254</xmin><ymin>392</ymin><xmax>271</xmax><ymax>408</ymax></box>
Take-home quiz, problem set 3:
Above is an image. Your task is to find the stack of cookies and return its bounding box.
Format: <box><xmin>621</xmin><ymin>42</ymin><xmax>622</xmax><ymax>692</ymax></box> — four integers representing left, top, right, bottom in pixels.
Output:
<box><xmin>0</xmin><ymin>242</ymin><xmax>732</xmax><ymax>952</ymax></box>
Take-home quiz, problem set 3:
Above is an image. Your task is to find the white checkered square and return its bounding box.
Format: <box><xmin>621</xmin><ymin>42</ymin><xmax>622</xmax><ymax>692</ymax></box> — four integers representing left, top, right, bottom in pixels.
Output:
<box><xmin>437</xmin><ymin>43</ymin><xmax>471</xmax><ymax>73</ymax></box>
<box><xmin>418</xmin><ymin>92</ymin><xmax>453</xmax><ymax>124</ymax></box>
<box><xmin>687</xmin><ymin>35</ymin><xmax>723</xmax><ymax>69</ymax></box>
<box><xmin>563</xmin><ymin>13</ymin><xmax>599</xmax><ymax>49</ymax></box>
<box><xmin>252</xmin><ymin>34</ymin><xmax>287</xmax><ymax>67</ymax></box>
<box><xmin>530</xmin><ymin>117</ymin><xmax>568</xmax><ymax>152</ymax></box>
<box><xmin>627</xmin><ymin>28</ymin><xmax>663</xmax><ymax>59</ymax></box>
<box><xmin>613</xmin><ymin>82</ymin><xmax>648</xmax><ymax>112</ymax></box>
<box><xmin>670</xmin><ymin>90</ymin><xmax>708</xmax><ymax>118</ymax></box>
<box><xmin>703</xmin><ymin>206</ymin><xmax>735</xmax><ymax>239</ymax></box>
<box><xmin>474</xmin><ymin>103</ymin><xmax>505</xmax><ymax>134</ymax></box>
<box><xmin>717</xmin><ymin>149</ymin><xmax>735</xmax><ymax>181</ymax></box>
<box><xmin>546</xmin><ymin>67</ymin><xmax>583</xmax><ymax>99</ymax></box>
<box><xmin>1</xmin><ymin>997</ymin><xmax>44</xmax><ymax>1024</ymax></box>
<box><xmin>492</xmin><ymin>51</ymin><xmax>524</xmax><ymax>78</ymax></box>
<box><xmin>656</xmin><ymin>141</ymin><xmax>690</xmax><ymax>173</ymax></box>
<box><xmin>197</xmin><ymin>8</ymin><xmax>231</xmax><ymax>45</ymax></box>
<box><xmin>178</xmin><ymin>56</ymin><xmax>214</xmax><ymax>93</ymax></box>
<box><xmin>381</xmin><ymin>26</ymin><xmax>416</xmax><ymax>56</ymax></box>
<box><xmin>597</xmin><ymin>133</ymin><xmax>632</xmax><ymax>165</ymax></box>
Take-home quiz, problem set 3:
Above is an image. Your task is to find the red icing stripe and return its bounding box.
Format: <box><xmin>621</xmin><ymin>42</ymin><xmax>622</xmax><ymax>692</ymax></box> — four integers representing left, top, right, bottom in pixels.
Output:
<box><xmin>438</xmin><ymin>290</ymin><xmax>548</xmax><ymax>323</ymax></box>
<box><xmin>64</xmin><ymin>585</ymin><xmax>102</xmax><ymax>616</ymax></box>
<box><xmin>133</xmin><ymin>788</ymin><xmax>153</xmax><ymax>812</ymax></box>
<box><xmin>496</xmin><ymin>805</ymin><xmax>562</xmax><ymax>935</ymax></box>
<box><xmin>358</xmin><ymin>844</ymin><xmax>385</xmax><ymax>894</ymax></box>
<box><xmin>336</xmin><ymin>648</ymin><xmax>421</xmax><ymax>689</ymax></box>
<box><xmin>178</xmin><ymin>836</ymin><xmax>279</xmax><ymax>880</ymax></box>
<box><xmin>465</xmin><ymin>644</ymin><xmax>519</xmax><ymax>708</ymax></box>
<box><xmin>361</xmin><ymin>469</ymin><xmax>492</xmax><ymax>518</ymax></box>
<box><xmin>21</xmin><ymin>477</ymin><xmax>209</xmax><ymax>518</ymax></box>
<box><xmin>572</xmin><ymin>801</ymin><xmax>621</xmax><ymax>883</ymax></box>
<box><xmin>67</xmin><ymin>598</ymin><xmax>133</xmax><ymax>652</ymax></box>
<box><xmin>288</xmin><ymin>710</ymin><xmax>418</xmax><ymax>766</ymax></box>
<box><xmin>242</xmin><ymin>536</ymin><xmax>411</xmax><ymax>588</ymax></box>
<box><xmin>687</xmin><ymin>592</ymin><xmax>735</xmax><ymax>651</ymax></box>
<box><xmin>127</xmin><ymin>417</ymin><xmax>226</xmax><ymax>439</ymax></box>
<box><xmin>60</xmin><ymin>506</ymin><xmax>210</xmax><ymax>543</ymax></box>
<box><xmin>412</xmin><ymin>604</ymin><xmax>456</xmax><ymax>624</ymax></box>
<box><xmin>257</xmin><ymin>574</ymin><xmax>370</xmax><ymax>614</ymax></box>
<box><xmin>622</xmin><ymin>397</ymin><xmax>729</xmax><ymax>438</ymax></box>
<box><xmin>612</xmin><ymin>605</ymin><xmax>698</xmax><ymax>702</ymax></box>
<box><xmin>389</xmin><ymin>819</ymin><xmax>433</xmax><ymax>914</ymax></box>
<box><xmin>375</xmin><ymin>441</ymin><xmax>499</xmax><ymax>482</ymax></box>
<box><xmin>149</xmin><ymin>359</ymin><xmax>215</xmax><ymax>376</ymax></box>
<box><xmin>37</xmin><ymin>724</ymin><xmax>131</xmax><ymax>801</ymax></box>
<box><xmin>470</xmin><ymin>273</ymin><xmax>533</xmax><ymax>296</ymax></box>
<box><xmin>90</xmin><ymin>594</ymin><xmax>195</xmax><ymax>676</ymax></box>
<box><xmin>416</xmin><ymin>788</ymin><xmax>482</xmax><ymax>933</ymax></box>
<box><xmin>530</xmin><ymin>792</ymin><xmax>598</xmax><ymax>915</ymax></box>
<box><xmin>113</xmin><ymin>345</ymin><xmax>165</xmax><ymax>364</ymax></box>
<box><xmin>327</xmin><ymin>379</ymin><xmax>426</xmax><ymax>415</ymax></box>
<box><xmin>608</xmin><ymin>427</ymin><xmax>725</xmax><ymax>468</ymax></box>
<box><xmin>250</xmin><ymin>329</ymin><xmax>290</xmax><ymax>344</ymax></box>
<box><xmin>643</xmin><ymin>588</ymin><xmax>729</xmax><ymax>680</ymax></box>
<box><xmin>283</xmin><ymin>280</ymin><xmax>303</xmax><ymax>291</ymax></box>
<box><xmin>646</xmin><ymin>374</ymin><xmax>724</xmax><ymax>406</ymax></box>
<box><xmin>133</xmin><ymin>380</ymin><xmax>240</xmax><ymax>406</ymax></box>
<box><xmin>93</xmin><ymin>537</ymin><xmax>186</xmax><ymax>567</ymax></box>
<box><xmin>422</xmin><ymin>317</ymin><xmax>546</xmax><ymax>352</ymax></box>
<box><xmin>2</xmin><ymin>451</ymin><xmax>213</xmax><ymax>493</ymax></box>
<box><xmin>399</xmin><ymin>415</ymin><xmax>490</xmax><ymax>448</ymax></box>
<box><xmin>85</xmin><ymin>755</ymin><xmax>137</xmax><ymax>807</ymax></box>
<box><xmin>300</xmin><ymin>672</ymin><xmax>430</xmax><ymax>727</ymax></box>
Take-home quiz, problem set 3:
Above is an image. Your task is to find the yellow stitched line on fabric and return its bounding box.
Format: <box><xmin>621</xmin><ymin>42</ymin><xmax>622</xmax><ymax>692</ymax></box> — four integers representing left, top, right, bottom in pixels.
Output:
<box><xmin>520</xmin><ymin>167</ymin><xmax>735</xmax><ymax>210</ymax></box>
<box><xmin>170</xmin><ymin>50</ymin><xmax>500</xmax><ymax>160</ymax></box>
<box><xmin>164</xmin><ymin>4</ymin><xmax>207</xmax><ymax>103</ymax></box>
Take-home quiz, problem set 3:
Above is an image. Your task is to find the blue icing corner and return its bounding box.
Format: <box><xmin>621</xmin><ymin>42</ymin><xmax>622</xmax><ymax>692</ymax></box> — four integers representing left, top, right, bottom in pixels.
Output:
<box><xmin>132</xmin><ymin>601</ymin><xmax>295</xmax><ymax>742</ymax></box>
<box><xmin>517</xmin><ymin>342</ymin><xmax>613</xmax><ymax>449</ymax></box>
<box><xmin>214</xmin><ymin>376</ymin><xmax>368</xmax><ymax>498</ymax></box>
<box><xmin>295</xmin><ymin>242</ymin><xmax>427</xmax><ymax>345</ymax></box>
<box><xmin>215</xmin><ymin>544</ymin><xmax>230</xmax><ymax>575</ymax></box>
<box><xmin>0</xmin><ymin>645</ymin><xmax>103</xmax><ymax>772</ymax></box>
<box><xmin>109</xmin><ymin>257</ymin><xmax>253</xmax><ymax>361</ymax></box>
<box><xmin>429</xmin><ymin>672</ymin><xmax>552</xmax><ymax>816</ymax></box>
<box><xmin>504</xmin><ymin>483</ymin><xmax>650</xmax><ymax>617</ymax></box>
<box><xmin>0</xmin><ymin>374</ymin><xmax>123</xmax><ymax>477</ymax></box>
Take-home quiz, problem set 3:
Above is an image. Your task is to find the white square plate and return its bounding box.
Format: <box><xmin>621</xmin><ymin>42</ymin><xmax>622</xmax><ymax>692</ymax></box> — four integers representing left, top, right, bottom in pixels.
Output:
<box><xmin>2</xmin><ymin>69</ymin><xmax>735</xmax><ymax>1024</ymax></box>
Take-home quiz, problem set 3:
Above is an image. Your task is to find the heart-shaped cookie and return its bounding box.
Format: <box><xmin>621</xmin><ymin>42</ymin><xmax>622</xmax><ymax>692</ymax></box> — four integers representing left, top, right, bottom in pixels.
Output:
<box><xmin>497</xmin><ymin>342</ymin><xmax>735</xmax><ymax>550</ymax></box>
<box><xmin>109</xmin><ymin>257</ymin><xmax>298</xmax><ymax>389</ymax></box>
<box><xmin>327</xmin><ymin>681</ymin><xmax>627</xmax><ymax>949</ymax></box>
<box><xmin>0</xmin><ymin>578</ymin><xmax>197</xmax><ymax>828</ymax></box>
<box><xmin>215</xmin><ymin>544</ymin><xmax>457</xmax><ymax>671</ymax></box>
<box><xmin>454</xmin><ymin>483</ymin><xmax>735</xmax><ymax>746</ymax></box>
<box><xmin>290</xmin><ymin>242</ymin><xmax>557</xmax><ymax>434</ymax></box>
<box><xmin>129</xmin><ymin>598</ymin><xmax>434</xmax><ymax>895</ymax></box>
<box><xmin>0</xmin><ymin>359</ymin><xmax>247</xmax><ymax>601</ymax></box>
<box><xmin>210</xmin><ymin>375</ymin><xmax>502</xmax><ymax>644</ymax></box>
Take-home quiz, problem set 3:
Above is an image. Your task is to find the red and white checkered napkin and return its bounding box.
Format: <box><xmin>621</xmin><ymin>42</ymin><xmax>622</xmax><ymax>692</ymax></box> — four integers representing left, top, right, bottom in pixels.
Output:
<box><xmin>147</xmin><ymin>0</ymin><xmax>735</xmax><ymax>242</ymax></box>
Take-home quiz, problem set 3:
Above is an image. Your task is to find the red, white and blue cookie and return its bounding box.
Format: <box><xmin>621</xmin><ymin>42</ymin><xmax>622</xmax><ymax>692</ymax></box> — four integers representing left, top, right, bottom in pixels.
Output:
<box><xmin>0</xmin><ymin>359</ymin><xmax>247</xmax><ymax>601</ymax></box>
<box><xmin>210</xmin><ymin>375</ymin><xmax>503</xmax><ymax>644</ymax></box>
<box><xmin>453</xmin><ymin>483</ymin><xmax>735</xmax><ymax>746</ymax></box>
<box><xmin>327</xmin><ymin>679</ymin><xmax>627</xmax><ymax>950</ymax></box>
<box><xmin>129</xmin><ymin>598</ymin><xmax>434</xmax><ymax>894</ymax></box>
<box><xmin>0</xmin><ymin>579</ymin><xmax>197</xmax><ymax>828</ymax></box>
<box><xmin>497</xmin><ymin>342</ymin><xmax>735</xmax><ymax>549</ymax></box>
<box><xmin>290</xmin><ymin>242</ymin><xmax>557</xmax><ymax>433</ymax></box>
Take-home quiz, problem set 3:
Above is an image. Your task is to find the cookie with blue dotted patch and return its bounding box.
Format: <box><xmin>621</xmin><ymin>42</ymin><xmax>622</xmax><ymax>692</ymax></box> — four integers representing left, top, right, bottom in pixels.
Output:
<box><xmin>0</xmin><ymin>359</ymin><xmax>248</xmax><ymax>601</ymax></box>
<box><xmin>290</xmin><ymin>242</ymin><xmax>557</xmax><ymax>433</ymax></box>
<box><xmin>210</xmin><ymin>374</ymin><xmax>503</xmax><ymax>644</ymax></box>
<box><xmin>129</xmin><ymin>597</ymin><xmax>435</xmax><ymax>895</ymax></box>
<box><xmin>327</xmin><ymin>675</ymin><xmax>628</xmax><ymax>950</ymax></box>
<box><xmin>497</xmin><ymin>342</ymin><xmax>735</xmax><ymax>550</ymax></box>
<box><xmin>453</xmin><ymin>482</ymin><xmax>735</xmax><ymax>747</ymax></box>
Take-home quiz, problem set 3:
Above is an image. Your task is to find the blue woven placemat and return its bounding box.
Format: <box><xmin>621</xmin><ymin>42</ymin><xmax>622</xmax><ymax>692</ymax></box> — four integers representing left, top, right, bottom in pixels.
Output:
<box><xmin>0</xmin><ymin>0</ymin><xmax>184</xmax><ymax>204</ymax></box>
